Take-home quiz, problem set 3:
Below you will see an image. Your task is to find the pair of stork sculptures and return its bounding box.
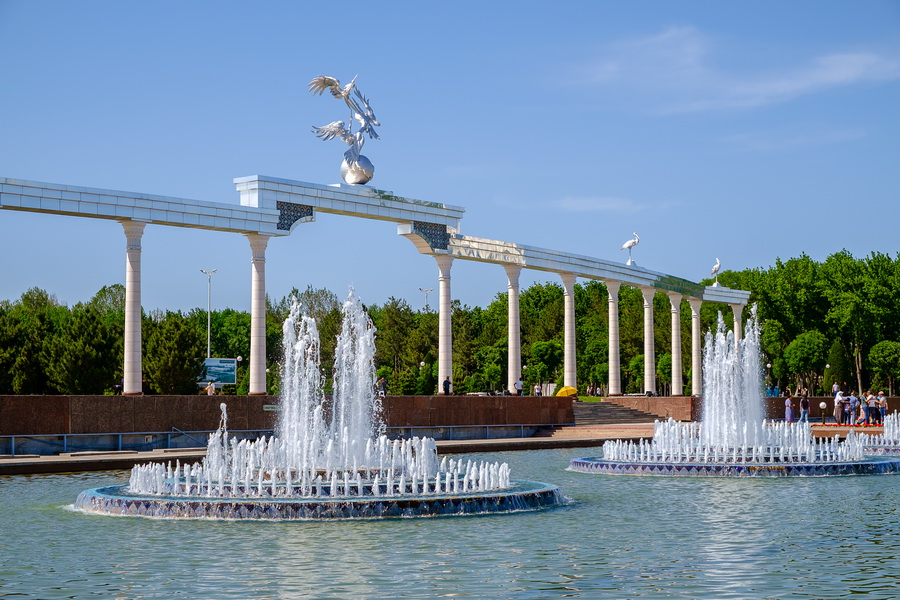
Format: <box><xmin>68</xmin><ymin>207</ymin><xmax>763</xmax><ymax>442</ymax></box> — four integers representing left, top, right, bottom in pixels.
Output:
<box><xmin>621</xmin><ymin>232</ymin><xmax>721</xmax><ymax>282</ymax></box>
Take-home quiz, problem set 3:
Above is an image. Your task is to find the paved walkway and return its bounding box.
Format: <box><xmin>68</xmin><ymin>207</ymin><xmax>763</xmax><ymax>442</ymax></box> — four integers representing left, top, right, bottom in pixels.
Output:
<box><xmin>0</xmin><ymin>422</ymin><xmax>882</xmax><ymax>475</ymax></box>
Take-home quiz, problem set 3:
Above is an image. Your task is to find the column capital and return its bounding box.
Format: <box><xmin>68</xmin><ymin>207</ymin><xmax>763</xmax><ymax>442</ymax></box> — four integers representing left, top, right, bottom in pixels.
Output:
<box><xmin>666</xmin><ymin>291</ymin><xmax>684</xmax><ymax>312</ymax></box>
<box><xmin>560</xmin><ymin>272</ymin><xmax>577</xmax><ymax>290</ymax></box>
<box><xmin>639</xmin><ymin>285</ymin><xmax>656</xmax><ymax>304</ymax></box>
<box><xmin>434</xmin><ymin>254</ymin><xmax>454</xmax><ymax>273</ymax></box>
<box><xmin>503</xmin><ymin>263</ymin><xmax>523</xmax><ymax>282</ymax></box>
<box><xmin>245</xmin><ymin>233</ymin><xmax>270</xmax><ymax>261</ymax></box>
<box><xmin>687</xmin><ymin>297</ymin><xmax>703</xmax><ymax>314</ymax></box>
<box><xmin>120</xmin><ymin>220</ymin><xmax>147</xmax><ymax>249</ymax></box>
<box><xmin>604</xmin><ymin>279</ymin><xmax>621</xmax><ymax>297</ymax></box>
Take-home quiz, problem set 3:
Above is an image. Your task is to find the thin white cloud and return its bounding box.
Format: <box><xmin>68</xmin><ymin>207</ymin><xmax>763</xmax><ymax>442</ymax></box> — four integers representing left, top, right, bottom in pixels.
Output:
<box><xmin>582</xmin><ymin>27</ymin><xmax>900</xmax><ymax>113</ymax></box>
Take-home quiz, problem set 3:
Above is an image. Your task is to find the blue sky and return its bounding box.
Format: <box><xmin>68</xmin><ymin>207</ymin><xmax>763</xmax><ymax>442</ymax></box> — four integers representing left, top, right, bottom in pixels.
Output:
<box><xmin>1</xmin><ymin>1</ymin><xmax>898</xmax><ymax>313</ymax></box>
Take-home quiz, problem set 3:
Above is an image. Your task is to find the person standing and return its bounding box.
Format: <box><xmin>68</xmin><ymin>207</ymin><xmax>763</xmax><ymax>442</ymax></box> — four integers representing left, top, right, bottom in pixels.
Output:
<box><xmin>534</xmin><ymin>383</ymin><xmax>542</xmax><ymax>396</ymax></box>
<box><xmin>867</xmin><ymin>391</ymin><xmax>879</xmax><ymax>424</ymax></box>
<box><xmin>443</xmin><ymin>376</ymin><xmax>451</xmax><ymax>395</ymax></box>
<box><xmin>798</xmin><ymin>394</ymin><xmax>810</xmax><ymax>423</ymax></box>
<box><xmin>205</xmin><ymin>381</ymin><xmax>216</xmax><ymax>396</ymax></box>
<box><xmin>833</xmin><ymin>391</ymin><xmax>844</xmax><ymax>424</ymax></box>
<box><xmin>832</xmin><ymin>381</ymin><xmax>840</xmax><ymax>397</ymax></box>
<box><xmin>515</xmin><ymin>377</ymin><xmax>524</xmax><ymax>396</ymax></box>
<box><xmin>879</xmin><ymin>391</ymin><xmax>888</xmax><ymax>423</ymax></box>
<box><xmin>861</xmin><ymin>391</ymin><xmax>872</xmax><ymax>424</ymax></box>
<box><xmin>785</xmin><ymin>395</ymin><xmax>794</xmax><ymax>423</ymax></box>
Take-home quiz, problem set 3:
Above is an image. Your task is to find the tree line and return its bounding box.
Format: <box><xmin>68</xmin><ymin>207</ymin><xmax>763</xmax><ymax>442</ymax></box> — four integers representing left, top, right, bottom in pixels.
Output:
<box><xmin>1</xmin><ymin>249</ymin><xmax>899</xmax><ymax>397</ymax></box>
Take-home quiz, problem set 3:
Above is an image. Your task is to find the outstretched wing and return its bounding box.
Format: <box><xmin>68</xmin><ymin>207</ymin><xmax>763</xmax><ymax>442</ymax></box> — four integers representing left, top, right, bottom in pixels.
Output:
<box><xmin>352</xmin><ymin>88</ymin><xmax>380</xmax><ymax>139</ymax></box>
<box><xmin>309</xmin><ymin>76</ymin><xmax>341</xmax><ymax>96</ymax></box>
<box><xmin>312</xmin><ymin>120</ymin><xmax>348</xmax><ymax>141</ymax></box>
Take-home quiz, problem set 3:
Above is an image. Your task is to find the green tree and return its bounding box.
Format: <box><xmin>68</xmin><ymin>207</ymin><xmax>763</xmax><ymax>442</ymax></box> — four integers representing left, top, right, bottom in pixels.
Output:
<box><xmin>144</xmin><ymin>311</ymin><xmax>205</xmax><ymax>394</ymax></box>
<box><xmin>530</xmin><ymin>340</ymin><xmax>563</xmax><ymax>383</ymax></box>
<box><xmin>868</xmin><ymin>341</ymin><xmax>900</xmax><ymax>396</ymax></box>
<box><xmin>9</xmin><ymin>288</ymin><xmax>69</xmax><ymax>393</ymax></box>
<box><xmin>656</xmin><ymin>353</ymin><xmax>672</xmax><ymax>396</ymax></box>
<box><xmin>626</xmin><ymin>354</ymin><xmax>644</xmax><ymax>394</ymax></box>
<box><xmin>44</xmin><ymin>306</ymin><xmax>118</xmax><ymax>394</ymax></box>
<box><xmin>783</xmin><ymin>331</ymin><xmax>827</xmax><ymax>390</ymax></box>
<box><xmin>823</xmin><ymin>340</ymin><xmax>852</xmax><ymax>394</ymax></box>
<box><xmin>819</xmin><ymin>251</ymin><xmax>884</xmax><ymax>393</ymax></box>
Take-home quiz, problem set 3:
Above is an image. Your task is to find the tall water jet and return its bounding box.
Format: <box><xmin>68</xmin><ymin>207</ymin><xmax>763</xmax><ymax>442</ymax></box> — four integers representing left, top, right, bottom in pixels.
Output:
<box><xmin>76</xmin><ymin>288</ymin><xmax>564</xmax><ymax>518</ymax></box>
<box><xmin>570</xmin><ymin>306</ymin><xmax>900</xmax><ymax>477</ymax></box>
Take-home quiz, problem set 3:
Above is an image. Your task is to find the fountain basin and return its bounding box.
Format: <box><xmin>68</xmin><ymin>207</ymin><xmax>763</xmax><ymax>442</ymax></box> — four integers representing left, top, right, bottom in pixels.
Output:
<box><xmin>74</xmin><ymin>479</ymin><xmax>565</xmax><ymax>520</ymax></box>
<box><xmin>569</xmin><ymin>456</ymin><xmax>900</xmax><ymax>478</ymax></box>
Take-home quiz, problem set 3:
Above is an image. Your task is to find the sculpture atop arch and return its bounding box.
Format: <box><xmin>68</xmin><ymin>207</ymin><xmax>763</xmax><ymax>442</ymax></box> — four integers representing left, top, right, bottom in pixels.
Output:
<box><xmin>309</xmin><ymin>74</ymin><xmax>381</xmax><ymax>185</ymax></box>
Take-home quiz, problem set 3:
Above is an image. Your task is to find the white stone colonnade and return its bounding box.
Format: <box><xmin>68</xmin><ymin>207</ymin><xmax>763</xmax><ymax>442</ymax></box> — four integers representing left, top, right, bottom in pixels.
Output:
<box><xmin>1</xmin><ymin>175</ymin><xmax>749</xmax><ymax>399</ymax></box>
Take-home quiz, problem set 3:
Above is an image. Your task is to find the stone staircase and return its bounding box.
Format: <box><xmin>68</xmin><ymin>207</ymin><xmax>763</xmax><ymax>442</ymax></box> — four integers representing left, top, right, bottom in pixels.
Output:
<box><xmin>573</xmin><ymin>401</ymin><xmax>659</xmax><ymax>425</ymax></box>
<box><xmin>534</xmin><ymin>401</ymin><xmax>658</xmax><ymax>438</ymax></box>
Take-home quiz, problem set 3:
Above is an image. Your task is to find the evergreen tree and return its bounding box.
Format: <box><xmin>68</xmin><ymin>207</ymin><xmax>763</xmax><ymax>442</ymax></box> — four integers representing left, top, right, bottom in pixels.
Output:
<box><xmin>144</xmin><ymin>312</ymin><xmax>205</xmax><ymax>394</ymax></box>
<box><xmin>44</xmin><ymin>306</ymin><xmax>118</xmax><ymax>394</ymax></box>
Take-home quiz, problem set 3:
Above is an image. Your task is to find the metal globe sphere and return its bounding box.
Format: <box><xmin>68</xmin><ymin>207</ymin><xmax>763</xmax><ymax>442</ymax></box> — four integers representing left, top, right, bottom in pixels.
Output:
<box><xmin>340</xmin><ymin>155</ymin><xmax>375</xmax><ymax>185</ymax></box>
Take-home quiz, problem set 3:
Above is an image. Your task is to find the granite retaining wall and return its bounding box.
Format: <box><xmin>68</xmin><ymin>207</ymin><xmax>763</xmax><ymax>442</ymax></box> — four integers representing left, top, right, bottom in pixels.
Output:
<box><xmin>0</xmin><ymin>395</ymin><xmax>574</xmax><ymax>436</ymax></box>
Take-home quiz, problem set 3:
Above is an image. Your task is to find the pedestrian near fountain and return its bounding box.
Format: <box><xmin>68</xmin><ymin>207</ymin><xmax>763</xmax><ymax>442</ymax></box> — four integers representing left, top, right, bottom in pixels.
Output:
<box><xmin>849</xmin><ymin>393</ymin><xmax>859</xmax><ymax>424</ymax></box>
<box><xmin>833</xmin><ymin>391</ymin><xmax>844</xmax><ymax>424</ymax></box>
<box><xmin>867</xmin><ymin>391</ymin><xmax>879</xmax><ymax>425</ymax></box>
<box><xmin>785</xmin><ymin>395</ymin><xmax>794</xmax><ymax>423</ymax></box>
<box><xmin>534</xmin><ymin>383</ymin><xmax>542</xmax><ymax>396</ymax></box>
<box><xmin>879</xmin><ymin>392</ymin><xmax>888</xmax><ymax>422</ymax></box>
<box><xmin>515</xmin><ymin>377</ymin><xmax>524</xmax><ymax>396</ymax></box>
<box><xmin>798</xmin><ymin>395</ymin><xmax>810</xmax><ymax>423</ymax></box>
<box><xmin>443</xmin><ymin>376</ymin><xmax>451</xmax><ymax>395</ymax></box>
<box><xmin>205</xmin><ymin>381</ymin><xmax>216</xmax><ymax>396</ymax></box>
<box><xmin>832</xmin><ymin>381</ymin><xmax>840</xmax><ymax>396</ymax></box>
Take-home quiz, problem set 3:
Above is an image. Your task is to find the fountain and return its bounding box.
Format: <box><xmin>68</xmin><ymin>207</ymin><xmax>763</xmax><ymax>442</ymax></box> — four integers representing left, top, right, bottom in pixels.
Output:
<box><xmin>861</xmin><ymin>411</ymin><xmax>900</xmax><ymax>455</ymax></box>
<box><xmin>570</xmin><ymin>307</ymin><xmax>900</xmax><ymax>477</ymax></box>
<box><xmin>76</xmin><ymin>289</ymin><xmax>564</xmax><ymax>519</ymax></box>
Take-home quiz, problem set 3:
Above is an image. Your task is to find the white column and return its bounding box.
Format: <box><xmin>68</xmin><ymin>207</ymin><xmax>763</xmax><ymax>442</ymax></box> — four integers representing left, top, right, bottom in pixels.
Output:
<box><xmin>731</xmin><ymin>303</ymin><xmax>744</xmax><ymax>347</ymax></box>
<box><xmin>561</xmin><ymin>272</ymin><xmax>577</xmax><ymax>390</ymax></box>
<box><xmin>688</xmin><ymin>298</ymin><xmax>703</xmax><ymax>396</ymax></box>
<box><xmin>667</xmin><ymin>292</ymin><xmax>683</xmax><ymax>396</ymax></box>
<box><xmin>640</xmin><ymin>286</ymin><xmax>657</xmax><ymax>395</ymax></box>
<box><xmin>121</xmin><ymin>220</ymin><xmax>146</xmax><ymax>395</ymax></box>
<box><xmin>246</xmin><ymin>233</ymin><xmax>270</xmax><ymax>395</ymax></box>
<box><xmin>436</xmin><ymin>255</ymin><xmax>454</xmax><ymax>394</ymax></box>
<box><xmin>606</xmin><ymin>280</ymin><xmax>622</xmax><ymax>396</ymax></box>
<box><xmin>504</xmin><ymin>264</ymin><xmax>523</xmax><ymax>394</ymax></box>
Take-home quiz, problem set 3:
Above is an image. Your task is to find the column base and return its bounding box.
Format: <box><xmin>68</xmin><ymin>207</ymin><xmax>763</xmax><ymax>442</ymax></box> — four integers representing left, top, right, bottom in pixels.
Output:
<box><xmin>122</xmin><ymin>392</ymin><xmax>143</xmax><ymax>396</ymax></box>
<box><xmin>249</xmin><ymin>392</ymin><xmax>269</xmax><ymax>396</ymax></box>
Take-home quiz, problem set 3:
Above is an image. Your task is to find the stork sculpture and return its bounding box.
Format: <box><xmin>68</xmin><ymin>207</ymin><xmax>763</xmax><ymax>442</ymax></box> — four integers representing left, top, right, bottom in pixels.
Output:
<box><xmin>309</xmin><ymin>75</ymin><xmax>381</xmax><ymax>185</ymax></box>
<box><xmin>620</xmin><ymin>232</ymin><xmax>640</xmax><ymax>266</ymax></box>
<box><xmin>710</xmin><ymin>257</ymin><xmax>721</xmax><ymax>286</ymax></box>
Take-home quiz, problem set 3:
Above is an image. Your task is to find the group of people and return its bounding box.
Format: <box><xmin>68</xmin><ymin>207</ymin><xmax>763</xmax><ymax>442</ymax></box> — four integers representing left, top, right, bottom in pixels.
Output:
<box><xmin>832</xmin><ymin>389</ymin><xmax>888</xmax><ymax>425</ymax></box>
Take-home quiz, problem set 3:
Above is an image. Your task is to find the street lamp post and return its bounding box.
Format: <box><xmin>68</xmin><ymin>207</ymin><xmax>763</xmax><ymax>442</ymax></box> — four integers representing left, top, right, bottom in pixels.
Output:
<box><xmin>419</xmin><ymin>287</ymin><xmax>433</xmax><ymax>312</ymax></box>
<box><xmin>200</xmin><ymin>269</ymin><xmax>217</xmax><ymax>358</ymax></box>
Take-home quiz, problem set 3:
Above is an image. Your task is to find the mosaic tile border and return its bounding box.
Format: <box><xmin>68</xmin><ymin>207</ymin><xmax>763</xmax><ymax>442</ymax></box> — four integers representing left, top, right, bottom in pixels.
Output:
<box><xmin>568</xmin><ymin>457</ymin><xmax>900</xmax><ymax>478</ymax></box>
<box><xmin>74</xmin><ymin>480</ymin><xmax>564</xmax><ymax>520</ymax></box>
